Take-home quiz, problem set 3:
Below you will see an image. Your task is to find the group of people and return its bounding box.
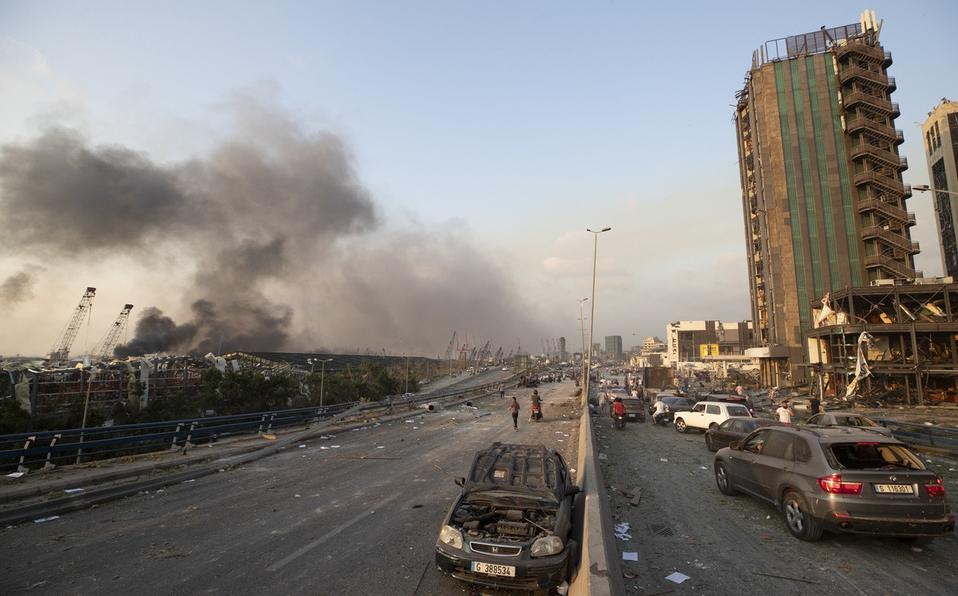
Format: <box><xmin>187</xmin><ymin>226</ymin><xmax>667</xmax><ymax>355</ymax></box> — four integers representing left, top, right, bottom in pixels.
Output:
<box><xmin>773</xmin><ymin>392</ymin><xmax>821</xmax><ymax>425</ymax></box>
<box><xmin>506</xmin><ymin>389</ymin><xmax>543</xmax><ymax>430</ymax></box>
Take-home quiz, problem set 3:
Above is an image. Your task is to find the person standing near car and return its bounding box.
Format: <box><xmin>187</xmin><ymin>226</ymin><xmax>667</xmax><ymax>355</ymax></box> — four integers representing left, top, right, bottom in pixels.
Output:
<box><xmin>775</xmin><ymin>401</ymin><xmax>794</xmax><ymax>425</ymax></box>
<box><xmin>507</xmin><ymin>396</ymin><xmax>520</xmax><ymax>431</ymax></box>
<box><xmin>809</xmin><ymin>395</ymin><xmax>821</xmax><ymax>415</ymax></box>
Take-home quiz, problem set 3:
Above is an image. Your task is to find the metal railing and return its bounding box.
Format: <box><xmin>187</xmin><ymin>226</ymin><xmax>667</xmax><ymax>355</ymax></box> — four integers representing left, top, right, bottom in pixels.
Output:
<box><xmin>0</xmin><ymin>379</ymin><xmax>506</xmax><ymax>473</ymax></box>
<box><xmin>875</xmin><ymin>418</ymin><xmax>958</xmax><ymax>456</ymax></box>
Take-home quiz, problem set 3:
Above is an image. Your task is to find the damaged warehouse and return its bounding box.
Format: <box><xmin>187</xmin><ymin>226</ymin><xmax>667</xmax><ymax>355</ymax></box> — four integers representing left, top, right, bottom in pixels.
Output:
<box><xmin>807</xmin><ymin>282</ymin><xmax>958</xmax><ymax>405</ymax></box>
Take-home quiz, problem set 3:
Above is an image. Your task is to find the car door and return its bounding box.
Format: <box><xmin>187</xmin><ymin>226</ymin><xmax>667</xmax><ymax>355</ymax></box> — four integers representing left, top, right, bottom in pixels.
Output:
<box><xmin>684</xmin><ymin>403</ymin><xmax>706</xmax><ymax>428</ymax></box>
<box><xmin>748</xmin><ymin>430</ymin><xmax>796</xmax><ymax>504</ymax></box>
<box><xmin>727</xmin><ymin>429</ymin><xmax>771</xmax><ymax>497</ymax></box>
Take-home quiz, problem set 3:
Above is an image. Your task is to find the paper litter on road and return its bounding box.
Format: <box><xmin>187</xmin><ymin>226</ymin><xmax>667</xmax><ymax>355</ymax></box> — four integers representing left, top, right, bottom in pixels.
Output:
<box><xmin>666</xmin><ymin>572</ymin><xmax>690</xmax><ymax>583</ymax></box>
<box><xmin>34</xmin><ymin>516</ymin><xmax>59</xmax><ymax>523</ymax></box>
<box><xmin>6</xmin><ymin>472</ymin><xmax>25</xmax><ymax>478</ymax></box>
<box><xmin>699</xmin><ymin>466</ymin><xmax>708</xmax><ymax>470</ymax></box>
<box><xmin>622</xmin><ymin>552</ymin><xmax>638</xmax><ymax>561</ymax></box>
<box><xmin>377</xmin><ymin>446</ymin><xmax>385</xmax><ymax>449</ymax></box>
<box><xmin>598</xmin><ymin>453</ymin><xmax>608</xmax><ymax>460</ymax></box>
<box><xmin>64</xmin><ymin>488</ymin><xmax>84</xmax><ymax>493</ymax></box>
<box><xmin>182</xmin><ymin>479</ymin><xmax>195</xmax><ymax>483</ymax></box>
<box><xmin>614</xmin><ymin>522</ymin><xmax>632</xmax><ymax>541</ymax></box>
<box><xmin>660</xmin><ymin>458</ymin><xmax>668</xmax><ymax>462</ymax></box>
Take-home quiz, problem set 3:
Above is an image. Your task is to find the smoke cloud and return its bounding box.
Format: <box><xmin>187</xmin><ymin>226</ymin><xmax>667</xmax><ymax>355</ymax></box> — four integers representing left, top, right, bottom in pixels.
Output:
<box><xmin>0</xmin><ymin>93</ymin><xmax>548</xmax><ymax>358</ymax></box>
<box><xmin>0</xmin><ymin>270</ymin><xmax>38</xmax><ymax>306</ymax></box>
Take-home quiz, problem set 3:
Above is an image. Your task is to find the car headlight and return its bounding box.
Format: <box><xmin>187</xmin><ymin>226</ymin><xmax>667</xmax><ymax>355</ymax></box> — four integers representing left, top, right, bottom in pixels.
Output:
<box><xmin>530</xmin><ymin>535</ymin><xmax>564</xmax><ymax>557</ymax></box>
<box><xmin>439</xmin><ymin>525</ymin><xmax>463</xmax><ymax>549</ymax></box>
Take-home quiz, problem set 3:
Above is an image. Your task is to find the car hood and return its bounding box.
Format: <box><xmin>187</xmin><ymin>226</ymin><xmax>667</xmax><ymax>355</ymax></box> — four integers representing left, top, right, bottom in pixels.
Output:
<box><xmin>461</xmin><ymin>443</ymin><xmax>568</xmax><ymax>503</ymax></box>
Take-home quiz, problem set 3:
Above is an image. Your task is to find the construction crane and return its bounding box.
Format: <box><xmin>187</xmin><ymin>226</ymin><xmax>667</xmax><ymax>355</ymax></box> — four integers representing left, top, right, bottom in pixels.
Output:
<box><xmin>94</xmin><ymin>304</ymin><xmax>134</xmax><ymax>360</ymax></box>
<box><xmin>49</xmin><ymin>287</ymin><xmax>96</xmax><ymax>362</ymax></box>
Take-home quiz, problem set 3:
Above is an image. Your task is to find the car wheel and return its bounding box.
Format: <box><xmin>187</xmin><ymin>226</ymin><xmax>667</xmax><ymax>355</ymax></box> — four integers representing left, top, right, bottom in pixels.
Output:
<box><xmin>714</xmin><ymin>461</ymin><xmax>738</xmax><ymax>495</ymax></box>
<box><xmin>783</xmin><ymin>490</ymin><xmax>823</xmax><ymax>541</ymax></box>
<box><xmin>709</xmin><ymin>422</ymin><xmax>718</xmax><ymax>429</ymax></box>
<box><xmin>674</xmin><ymin>418</ymin><xmax>687</xmax><ymax>433</ymax></box>
<box><xmin>705</xmin><ymin>435</ymin><xmax>716</xmax><ymax>452</ymax></box>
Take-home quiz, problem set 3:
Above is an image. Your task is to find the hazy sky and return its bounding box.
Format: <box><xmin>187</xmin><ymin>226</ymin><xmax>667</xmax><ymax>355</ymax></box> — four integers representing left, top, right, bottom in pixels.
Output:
<box><xmin>1</xmin><ymin>1</ymin><xmax>955</xmax><ymax>360</ymax></box>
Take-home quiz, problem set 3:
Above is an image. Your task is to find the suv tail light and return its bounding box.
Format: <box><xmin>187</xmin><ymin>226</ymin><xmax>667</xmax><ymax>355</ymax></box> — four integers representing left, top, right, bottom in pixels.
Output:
<box><xmin>926</xmin><ymin>478</ymin><xmax>947</xmax><ymax>498</ymax></box>
<box><xmin>818</xmin><ymin>474</ymin><xmax>863</xmax><ymax>495</ymax></box>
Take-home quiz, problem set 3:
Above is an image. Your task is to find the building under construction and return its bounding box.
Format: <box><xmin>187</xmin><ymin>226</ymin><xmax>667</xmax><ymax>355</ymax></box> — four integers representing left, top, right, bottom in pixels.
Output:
<box><xmin>735</xmin><ymin>11</ymin><xmax>919</xmax><ymax>388</ymax></box>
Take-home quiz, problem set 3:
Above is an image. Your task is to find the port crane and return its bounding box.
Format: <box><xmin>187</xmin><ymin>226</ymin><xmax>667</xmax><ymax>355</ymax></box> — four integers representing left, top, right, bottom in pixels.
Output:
<box><xmin>49</xmin><ymin>287</ymin><xmax>96</xmax><ymax>362</ymax></box>
<box><xmin>94</xmin><ymin>304</ymin><xmax>134</xmax><ymax>360</ymax></box>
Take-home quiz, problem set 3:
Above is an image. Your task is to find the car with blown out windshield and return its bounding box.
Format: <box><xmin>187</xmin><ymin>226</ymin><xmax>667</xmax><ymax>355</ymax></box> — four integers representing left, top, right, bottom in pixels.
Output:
<box><xmin>435</xmin><ymin>443</ymin><xmax>580</xmax><ymax>590</ymax></box>
<box><xmin>713</xmin><ymin>426</ymin><xmax>954</xmax><ymax>544</ymax></box>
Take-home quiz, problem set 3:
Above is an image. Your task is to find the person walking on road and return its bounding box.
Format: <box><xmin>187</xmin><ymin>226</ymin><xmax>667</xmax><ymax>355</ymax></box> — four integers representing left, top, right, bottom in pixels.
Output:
<box><xmin>507</xmin><ymin>397</ymin><xmax>520</xmax><ymax>430</ymax></box>
<box><xmin>775</xmin><ymin>401</ymin><xmax>794</xmax><ymax>425</ymax></box>
<box><xmin>498</xmin><ymin>382</ymin><xmax>505</xmax><ymax>399</ymax></box>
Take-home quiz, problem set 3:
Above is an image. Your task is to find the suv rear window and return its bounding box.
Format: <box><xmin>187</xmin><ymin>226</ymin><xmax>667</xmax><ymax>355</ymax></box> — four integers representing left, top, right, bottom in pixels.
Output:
<box><xmin>727</xmin><ymin>405</ymin><xmax>750</xmax><ymax>417</ymax></box>
<box><xmin>829</xmin><ymin>443</ymin><xmax>925</xmax><ymax>471</ymax></box>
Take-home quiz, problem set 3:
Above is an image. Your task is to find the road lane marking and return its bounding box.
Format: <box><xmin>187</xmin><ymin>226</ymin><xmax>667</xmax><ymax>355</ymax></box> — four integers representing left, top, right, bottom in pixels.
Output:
<box><xmin>266</xmin><ymin>492</ymin><xmax>401</xmax><ymax>572</ymax></box>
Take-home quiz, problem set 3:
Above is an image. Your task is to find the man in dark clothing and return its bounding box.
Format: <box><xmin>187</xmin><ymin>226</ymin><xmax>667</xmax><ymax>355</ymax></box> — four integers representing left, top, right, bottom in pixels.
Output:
<box><xmin>809</xmin><ymin>396</ymin><xmax>821</xmax><ymax>415</ymax></box>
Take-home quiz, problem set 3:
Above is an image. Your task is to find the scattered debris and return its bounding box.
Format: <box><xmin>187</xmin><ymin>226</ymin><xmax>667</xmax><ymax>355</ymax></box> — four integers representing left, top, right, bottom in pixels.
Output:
<box><xmin>666</xmin><ymin>571</ymin><xmax>690</xmax><ymax>584</ymax></box>
<box><xmin>622</xmin><ymin>552</ymin><xmax>638</xmax><ymax>561</ymax></box>
<box><xmin>34</xmin><ymin>516</ymin><xmax>60</xmax><ymax>523</ymax></box>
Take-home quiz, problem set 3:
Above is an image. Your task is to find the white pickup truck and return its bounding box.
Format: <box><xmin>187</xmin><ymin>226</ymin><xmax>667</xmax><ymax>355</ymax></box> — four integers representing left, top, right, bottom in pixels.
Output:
<box><xmin>673</xmin><ymin>401</ymin><xmax>752</xmax><ymax>433</ymax></box>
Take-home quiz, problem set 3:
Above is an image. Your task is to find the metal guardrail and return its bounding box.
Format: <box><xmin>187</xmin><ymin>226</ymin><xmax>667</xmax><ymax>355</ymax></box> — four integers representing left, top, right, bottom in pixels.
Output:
<box><xmin>874</xmin><ymin>418</ymin><xmax>958</xmax><ymax>456</ymax></box>
<box><xmin>0</xmin><ymin>379</ymin><xmax>504</xmax><ymax>473</ymax></box>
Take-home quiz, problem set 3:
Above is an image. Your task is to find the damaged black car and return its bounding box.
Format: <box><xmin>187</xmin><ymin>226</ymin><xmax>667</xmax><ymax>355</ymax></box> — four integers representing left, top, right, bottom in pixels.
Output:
<box><xmin>435</xmin><ymin>442</ymin><xmax>580</xmax><ymax>590</ymax></box>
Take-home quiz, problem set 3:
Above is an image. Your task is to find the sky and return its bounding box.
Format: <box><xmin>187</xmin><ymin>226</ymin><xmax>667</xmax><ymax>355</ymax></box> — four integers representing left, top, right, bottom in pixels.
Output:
<box><xmin>1</xmin><ymin>1</ymin><xmax>956</xmax><ymax>361</ymax></box>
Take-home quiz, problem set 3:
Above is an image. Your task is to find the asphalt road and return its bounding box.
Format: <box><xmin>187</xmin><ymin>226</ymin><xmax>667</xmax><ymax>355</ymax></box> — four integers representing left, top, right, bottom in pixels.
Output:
<box><xmin>0</xmin><ymin>374</ymin><xmax>582</xmax><ymax>596</ymax></box>
<box><xmin>596</xmin><ymin>393</ymin><xmax>958</xmax><ymax>595</ymax></box>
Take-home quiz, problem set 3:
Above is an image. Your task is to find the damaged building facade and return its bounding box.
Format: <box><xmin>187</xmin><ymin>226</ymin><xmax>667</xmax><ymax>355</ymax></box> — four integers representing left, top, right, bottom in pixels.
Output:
<box><xmin>808</xmin><ymin>283</ymin><xmax>958</xmax><ymax>404</ymax></box>
<box><xmin>735</xmin><ymin>11</ymin><xmax>920</xmax><ymax>389</ymax></box>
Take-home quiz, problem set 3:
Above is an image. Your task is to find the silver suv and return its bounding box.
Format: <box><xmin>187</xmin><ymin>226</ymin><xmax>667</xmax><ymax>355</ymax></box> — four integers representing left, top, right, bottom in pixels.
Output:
<box><xmin>713</xmin><ymin>426</ymin><xmax>954</xmax><ymax>543</ymax></box>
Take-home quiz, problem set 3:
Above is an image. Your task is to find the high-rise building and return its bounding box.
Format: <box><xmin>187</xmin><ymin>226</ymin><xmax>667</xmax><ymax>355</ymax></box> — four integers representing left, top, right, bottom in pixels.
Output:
<box><xmin>920</xmin><ymin>99</ymin><xmax>958</xmax><ymax>278</ymax></box>
<box><xmin>557</xmin><ymin>337</ymin><xmax>567</xmax><ymax>361</ymax></box>
<box><xmin>604</xmin><ymin>336</ymin><xmax>622</xmax><ymax>359</ymax></box>
<box><xmin>734</xmin><ymin>11</ymin><xmax>918</xmax><ymax>386</ymax></box>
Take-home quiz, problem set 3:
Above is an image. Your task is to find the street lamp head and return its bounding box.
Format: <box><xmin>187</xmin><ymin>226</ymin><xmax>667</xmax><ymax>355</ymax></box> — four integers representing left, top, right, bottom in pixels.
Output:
<box><xmin>913</xmin><ymin>184</ymin><xmax>930</xmax><ymax>192</ymax></box>
<box><xmin>586</xmin><ymin>227</ymin><xmax>612</xmax><ymax>233</ymax></box>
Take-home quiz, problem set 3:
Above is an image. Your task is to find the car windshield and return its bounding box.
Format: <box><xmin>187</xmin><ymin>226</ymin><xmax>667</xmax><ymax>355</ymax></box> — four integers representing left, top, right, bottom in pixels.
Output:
<box><xmin>829</xmin><ymin>442</ymin><xmax>925</xmax><ymax>470</ymax></box>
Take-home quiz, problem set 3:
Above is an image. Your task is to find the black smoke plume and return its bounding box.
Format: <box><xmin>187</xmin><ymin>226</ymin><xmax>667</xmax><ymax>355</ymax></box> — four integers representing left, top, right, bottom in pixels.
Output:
<box><xmin>0</xmin><ymin>93</ymin><xmax>547</xmax><ymax>357</ymax></box>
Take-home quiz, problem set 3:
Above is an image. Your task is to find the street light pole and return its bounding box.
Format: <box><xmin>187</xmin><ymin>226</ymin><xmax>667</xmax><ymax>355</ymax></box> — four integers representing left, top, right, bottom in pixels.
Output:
<box><xmin>585</xmin><ymin>227</ymin><xmax>611</xmax><ymax>405</ymax></box>
<box><xmin>312</xmin><ymin>358</ymin><xmax>333</xmax><ymax>408</ymax></box>
<box><xmin>577</xmin><ymin>297</ymin><xmax>588</xmax><ymax>386</ymax></box>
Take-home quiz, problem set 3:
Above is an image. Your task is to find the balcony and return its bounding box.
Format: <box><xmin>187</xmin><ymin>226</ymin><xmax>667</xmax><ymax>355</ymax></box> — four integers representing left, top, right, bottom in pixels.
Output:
<box><xmin>861</xmin><ymin>226</ymin><xmax>920</xmax><ymax>254</ymax></box>
<box><xmin>834</xmin><ymin>41</ymin><xmax>891</xmax><ymax>67</ymax></box>
<box><xmin>843</xmin><ymin>91</ymin><xmax>896</xmax><ymax>115</ymax></box>
<box><xmin>849</xmin><ymin>143</ymin><xmax>908</xmax><ymax>171</ymax></box>
<box><xmin>838</xmin><ymin>65</ymin><xmax>893</xmax><ymax>89</ymax></box>
<box><xmin>857</xmin><ymin>198</ymin><xmax>915</xmax><ymax>227</ymax></box>
<box><xmin>863</xmin><ymin>254</ymin><xmax>921</xmax><ymax>279</ymax></box>
<box><xmin>853</xmin><ymin>170</ymin><xmax>907</xmax><ymax>196</ymax></box>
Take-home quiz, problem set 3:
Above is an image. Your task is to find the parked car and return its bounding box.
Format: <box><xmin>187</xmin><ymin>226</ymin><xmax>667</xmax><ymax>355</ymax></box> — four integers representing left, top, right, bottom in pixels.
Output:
<box><xmin>674</xmin><ymin>401</ymin><xmax>752</xmax><ymax>433</ymax></box>
<box><xmin>648</xmin><ymin>396</ymin><xmax>696</xmax><ymax>423</ymax></box>
<box><xmin>705</xmin><ymin>417</ymin><xmax>781</xmax><ymax>452</ymax></box>
<box><xmin>620</xmin><ymin>397</ymin><xmax>646</xmax><ymax>423</ymax></box>
<box><xmin>805</xmin><ymin>412</ymin><xmax>892</xmax><ymax>436</ymax></box>
<box><xmin>713</xmin><ymin>426</ymin><xmax>954</xmax><ymax>543</ymax></box>
<box><xmin>435</xmin><ymin>443</ymin><xmax>580</xmax><ymax>590</ymax></box>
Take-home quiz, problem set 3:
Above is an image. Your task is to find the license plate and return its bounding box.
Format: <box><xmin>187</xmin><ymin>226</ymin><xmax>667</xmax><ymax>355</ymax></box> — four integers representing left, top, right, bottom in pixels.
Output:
<box><xmin>472</xmin><ymin>561</ymin><xmax>516</xmax><ymax>577</ymax></box>
<box><xmin>875</xmin><ymin>484</ymin><xmax>914</xmax><ymax>494</ymax></box>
